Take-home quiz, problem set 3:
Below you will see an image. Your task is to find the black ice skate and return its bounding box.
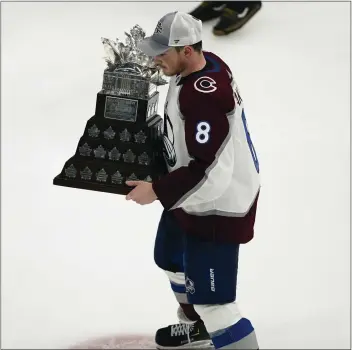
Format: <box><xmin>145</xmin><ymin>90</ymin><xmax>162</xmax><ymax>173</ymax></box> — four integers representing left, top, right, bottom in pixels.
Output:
<box><xmin>213</xmin><ymin>3</ymin><xmax>262</xmax><ymax>36</ymax></box>
<box><xmin>155</xmin><ymin>320</ymin><xmax>213</xmax><ymax>349</ymax></box>
<box><xmin>189</xmin><ymin>1</ymin><xmax>227</xmax><ymax>22</ymax></box>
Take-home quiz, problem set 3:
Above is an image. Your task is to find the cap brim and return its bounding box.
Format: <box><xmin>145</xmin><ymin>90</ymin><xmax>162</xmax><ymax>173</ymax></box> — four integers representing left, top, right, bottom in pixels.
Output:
<box><xmin>137</xmin><ymin>37</ymin><xmax>170</xmax><ymax>57</ymax></box>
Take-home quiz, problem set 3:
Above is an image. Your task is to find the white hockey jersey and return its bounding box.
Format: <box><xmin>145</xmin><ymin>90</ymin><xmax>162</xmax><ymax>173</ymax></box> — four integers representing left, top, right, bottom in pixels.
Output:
<box><xmin>152</xmin><ymin>51</ymin><xmax>260</xmax><ymax>243</ymax></box>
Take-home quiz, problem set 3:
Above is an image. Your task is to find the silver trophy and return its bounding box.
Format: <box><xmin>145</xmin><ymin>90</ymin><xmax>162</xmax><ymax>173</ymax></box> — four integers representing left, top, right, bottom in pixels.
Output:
<box><xmin>101</xmin><ymin>25</ymin><xmax>167</xmax><ymax>98</ymax></box>
<box><xmin>53</xmin><ymin>25</ymin><xmax>168</xmax><ymax>195</ymax></box>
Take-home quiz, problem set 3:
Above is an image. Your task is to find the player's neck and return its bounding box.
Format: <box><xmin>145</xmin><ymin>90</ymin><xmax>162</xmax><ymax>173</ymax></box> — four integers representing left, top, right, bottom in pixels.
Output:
<box><xmin>180</xmin><ymin>53</ymin><xmax>207</xmax><ymax>77</ymax></box>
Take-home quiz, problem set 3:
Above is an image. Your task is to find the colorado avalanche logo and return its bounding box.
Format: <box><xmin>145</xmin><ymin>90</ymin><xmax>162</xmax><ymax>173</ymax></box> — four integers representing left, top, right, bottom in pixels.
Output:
<box><xmin>185</xmin><ymin>277</ymin><xmax>195</xmax><ymax>294</ymax></box>
<box><xmin>194</xmin><ymin>76</ymin><xmax>217</xmax><ymax>93</ymax></box>
<box><xmin>163</xmin><ymin>102</ymin><xmax>177</xmax><ymax>167</ymax></box>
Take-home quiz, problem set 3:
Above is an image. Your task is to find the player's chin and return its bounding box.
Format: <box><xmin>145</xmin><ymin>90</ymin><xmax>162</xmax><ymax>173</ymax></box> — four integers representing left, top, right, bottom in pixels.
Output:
<box><xmin>161</xmin><ymin>68</ymin><xmax>173</xmax><ymax>76</ymax></box>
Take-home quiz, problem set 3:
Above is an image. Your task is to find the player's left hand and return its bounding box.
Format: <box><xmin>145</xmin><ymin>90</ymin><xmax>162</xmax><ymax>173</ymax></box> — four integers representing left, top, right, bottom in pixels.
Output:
<box><xmin>125</xmin><ymin>181</ymin><xmax>158</xmax><ymax>205</ymax></box>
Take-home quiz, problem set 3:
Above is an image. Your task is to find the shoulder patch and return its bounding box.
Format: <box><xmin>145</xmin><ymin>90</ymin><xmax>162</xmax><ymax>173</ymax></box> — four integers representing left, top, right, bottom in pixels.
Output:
<box><xmin>193</xmin><ymin>75</ymin><xmax>217</xmax><ymax>94</ymax></box>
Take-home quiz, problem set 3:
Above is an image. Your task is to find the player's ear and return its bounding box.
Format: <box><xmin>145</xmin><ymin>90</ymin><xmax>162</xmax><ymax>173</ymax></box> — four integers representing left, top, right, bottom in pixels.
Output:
<box><xmin>183</xmin><ymin>46</ymin><xmax>193</xmax><ymax>58</ymax></box>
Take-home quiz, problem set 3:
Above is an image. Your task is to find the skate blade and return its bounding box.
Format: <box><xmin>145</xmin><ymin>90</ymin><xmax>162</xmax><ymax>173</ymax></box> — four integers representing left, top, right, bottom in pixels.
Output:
<box><xmin>156</xmin><ymin>340</ymin><xmax>214</xmax><ymax>349</ymax></box>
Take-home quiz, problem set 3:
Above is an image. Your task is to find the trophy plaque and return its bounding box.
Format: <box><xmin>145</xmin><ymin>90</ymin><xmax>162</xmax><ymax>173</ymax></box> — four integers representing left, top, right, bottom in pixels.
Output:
<box><xmin>53</xmin><ymin>25</ymin><xmax>168</xmax><ymax>195</ymax></box>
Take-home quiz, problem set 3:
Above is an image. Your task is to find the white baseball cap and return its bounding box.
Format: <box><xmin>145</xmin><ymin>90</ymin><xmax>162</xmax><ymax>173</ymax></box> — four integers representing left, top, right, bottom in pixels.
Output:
<box><xmin>137</xmin><ymin>11</ymin><xmax>202</xmax><ymax>57</ymax></box>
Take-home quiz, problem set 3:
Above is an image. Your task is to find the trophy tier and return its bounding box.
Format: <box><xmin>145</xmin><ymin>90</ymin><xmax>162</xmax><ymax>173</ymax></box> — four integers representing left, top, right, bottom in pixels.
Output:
<box><xmin>53</xmin><ymin>91</ymin><xmax>167</xmax><ymax>195</ymax></box>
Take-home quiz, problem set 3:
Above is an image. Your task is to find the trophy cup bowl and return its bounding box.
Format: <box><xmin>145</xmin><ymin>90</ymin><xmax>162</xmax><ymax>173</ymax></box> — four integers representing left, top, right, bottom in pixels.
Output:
<box><xmin>53</xmin><ymin>25</ymin><xmax>168</xmax><ymax>195</ymax></box>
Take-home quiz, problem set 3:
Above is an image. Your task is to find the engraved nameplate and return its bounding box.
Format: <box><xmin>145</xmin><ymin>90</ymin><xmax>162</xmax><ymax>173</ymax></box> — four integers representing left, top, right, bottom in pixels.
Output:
<box><xmin>104</xmin><ymin>96</ymin><xmax>138</xmax><ymax>122</ymax></box>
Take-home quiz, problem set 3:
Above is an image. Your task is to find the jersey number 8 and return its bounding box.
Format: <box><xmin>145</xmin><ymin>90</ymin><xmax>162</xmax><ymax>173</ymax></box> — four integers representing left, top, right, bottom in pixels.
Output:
<box><xmin>196</xmin><ymin>121</ymin><xmax>211</xmax><ymax>144</ymax></box>
<box><xmin>195</xmin><ymin>114</ymin><xmax>259</xmax><ymax>174</ymax></box>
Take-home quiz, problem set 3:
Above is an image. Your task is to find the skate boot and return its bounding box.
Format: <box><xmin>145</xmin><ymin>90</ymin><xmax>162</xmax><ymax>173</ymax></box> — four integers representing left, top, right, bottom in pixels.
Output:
<box><xmin>155</xmin><ymin>320</ymin><xmax>213</xmax><ymax>349</ymax></box>
<box><xmin>213</xmin><ymin>2</ymin><xmax>262</xmax><ymax>36</ymax></box>
<box><xmin>189</xmin><ymin>1</ymin><xmax>227</xmax><ymax>22</ymax></box>
<box><xmin>155</xmin><ymin>307</ymin><xmax>213</xmax><ymax>349</ymax></box>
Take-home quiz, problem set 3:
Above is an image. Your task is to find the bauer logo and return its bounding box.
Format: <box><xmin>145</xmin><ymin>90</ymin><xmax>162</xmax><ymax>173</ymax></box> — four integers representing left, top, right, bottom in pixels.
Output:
<box><xmin>210</xmin><ymin>269</ymin><xmax>215</xmax><ymax>292</ymax></box>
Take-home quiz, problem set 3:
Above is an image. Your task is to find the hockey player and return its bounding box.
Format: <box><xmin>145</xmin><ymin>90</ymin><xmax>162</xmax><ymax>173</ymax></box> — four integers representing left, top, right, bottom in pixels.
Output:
<box><xmin>126</xmin><ymin>11</ymin><xmax>260</xmax><ymax>349</ymax></box>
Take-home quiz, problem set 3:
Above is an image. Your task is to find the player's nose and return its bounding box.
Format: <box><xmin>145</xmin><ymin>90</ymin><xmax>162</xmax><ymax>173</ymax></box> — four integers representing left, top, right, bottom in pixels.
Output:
<box><xmin>154</xmin><ymin>55</ymin><xmax>162</xmax><ymax>64</ymax></box>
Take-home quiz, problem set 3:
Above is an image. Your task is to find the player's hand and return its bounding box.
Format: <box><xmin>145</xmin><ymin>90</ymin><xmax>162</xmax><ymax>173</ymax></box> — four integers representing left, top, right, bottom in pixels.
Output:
<box><xmin>125</xmin><ymin>181</ymin><xmax>157</xmax><ymax>205</ymax></box>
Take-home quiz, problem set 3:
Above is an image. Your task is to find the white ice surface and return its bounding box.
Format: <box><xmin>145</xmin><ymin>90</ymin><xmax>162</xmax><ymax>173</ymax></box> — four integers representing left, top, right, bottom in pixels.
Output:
<box><xmin>1</xmin><ymin>1</ymin><xmax>350</xmax><ymax>349</ymax></box>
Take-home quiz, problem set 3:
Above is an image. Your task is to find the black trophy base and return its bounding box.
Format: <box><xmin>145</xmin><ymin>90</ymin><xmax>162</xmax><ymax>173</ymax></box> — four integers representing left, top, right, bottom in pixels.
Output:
<box><xmin>53</xmin><ymin>175</ymin><xmax>133</xmax><ymax>195</ymax></box>
<box><xmin>53</xmin><ymin>153</ymin><xmax>167</xmax><ymax>196</ymax></box>
<box><xmin>53</xmin><ymin>91</ymin><xmax>167</xmax><ymax>196</ymax></box>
